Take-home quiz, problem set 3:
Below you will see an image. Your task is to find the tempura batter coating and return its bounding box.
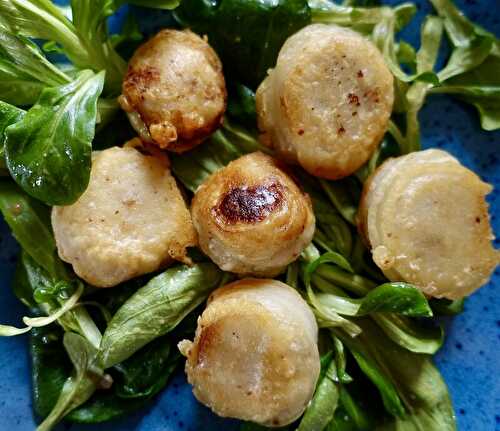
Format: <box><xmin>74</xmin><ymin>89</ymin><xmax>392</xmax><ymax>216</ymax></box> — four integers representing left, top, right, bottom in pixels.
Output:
<box><xmin>52</xmin><ymin>146</ymin><xmax>197</xmax><ymax>287</ymax></box>
<box><xmin>120</xmin><ymin>29</ymin><xmax>227</xmax><ymax>152</ymax></box>
<box><xmin>256</xmin><ymin>23</ymin><xmax>394</xmax><ymax>179</ymax></box>
<box><xmin>359</xmin><ymin>149</ymin><xmax>499</xmax><ymax>299</ymax></box>
<box><xmin>179</xmin><ymin>279</ymin><xmax>320</xmax><ymax>427</ymax></box>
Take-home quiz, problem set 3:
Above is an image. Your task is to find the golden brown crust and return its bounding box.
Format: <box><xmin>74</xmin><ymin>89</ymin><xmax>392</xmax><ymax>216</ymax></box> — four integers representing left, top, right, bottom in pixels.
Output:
<box><xmin>191</xmin><ymin>152</ymin><xmax>315</xmax><ymax>276</ymax></box>
<box><xmin>121</xmin><ymin>29</ymin><xmax>227</xmax><ymax>152</ymax></box>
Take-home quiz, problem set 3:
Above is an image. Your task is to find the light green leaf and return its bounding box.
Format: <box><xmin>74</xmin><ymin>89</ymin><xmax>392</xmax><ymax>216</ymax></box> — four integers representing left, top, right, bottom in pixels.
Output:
<box><xmin>121</xmin><ymin>0</ymin><xmax>180</xmax><ymax>9</ymax></box>
<box><xmin>416</xmin><ymin>16</ymin><xmax>444</xmax><ymax>74</ymax></box>
<box><xmin>373</xmin><ymin>314</ymin><xmax>443</xmax><ymax>354</ymax></box>
<box><xmin>438</xmin><ymin>35</ymin><xmax>494</xmax><ymax>81</ymax></box>
<box><xmin>0</xmin><ymin>30</ymin><xmax>70</xmax><ymax>105</ymax></box>
<box><xmin>70</xmin><ymin>0</ymin><xmax>126</xmax><ymax>93</ymax></box>
<box><xmin>23</xmin><ymin>283</ymin><xmax>83</xmax><ymax>328</ymax></box>
<box><xmin>429</xmin><ymin>0</ymin><xmax>478</xmax><ymax>47</ymax></box>
<box><xmin>99</xmin><ymin>263</ymin><xmax>223</xmax><ymax>368</ymax></box>
<box><xmin>0</xmin><ymin>324</ymin><xmax>32</xmax><ymax>336</ymax></box>
<box><xmin>0</xmin><ymin>0</ymin><xmax>125</xmax><ymax>95</ymax></box>
<box><xmin>313</xmin><ymin>282</ymin><xmax>432</xmax><ymax>318</ymax></box>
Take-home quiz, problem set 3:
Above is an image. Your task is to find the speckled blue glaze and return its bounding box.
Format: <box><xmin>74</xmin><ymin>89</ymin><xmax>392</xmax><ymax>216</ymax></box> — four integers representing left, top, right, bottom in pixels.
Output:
<box><xmin>0</xmin><ymin>1</ymin><xmax>499</xmax><ymax>430</ymax></box>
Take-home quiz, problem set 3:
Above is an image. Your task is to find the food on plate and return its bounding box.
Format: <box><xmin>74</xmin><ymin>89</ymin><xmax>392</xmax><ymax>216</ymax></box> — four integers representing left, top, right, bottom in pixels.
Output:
<box><xmin>119</xmin><ymin>29</ymin><xmax>227</xmax><ymax>152</ymax></box>
<box><xmin>1</xmin><ymin>0</ymin><xmax>500</xmax><ymax>430</ymax></box>
<box><xmin>51</xmin><ymin>146</ymin><xmax>197</xmax><ymax>287</ymax></box>
<box><xmin>178</xmin><ymin>278</ymin><xmax>320</xmax><ymax>427</ymax></box>
<box><xmin>359</xmin><ymin>149</ymin><xmax>499</xmax><ymax>299</ymax></box>
<box><xmin>191</xmin><ymin>151</ymin><xmax>315</xmax><ymax>276</ymax></box>
<box><xmin>256</xmin><ymin>23</ymin><xmax>394</xmax><ymax>180</ymax></box>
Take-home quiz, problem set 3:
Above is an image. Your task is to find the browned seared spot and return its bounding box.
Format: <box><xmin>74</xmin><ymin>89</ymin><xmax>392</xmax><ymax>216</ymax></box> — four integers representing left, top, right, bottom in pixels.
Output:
<box><xmin>196</xmin><ymin>323</ymin><xmax>219</xmax><ymax>366</ymax></box>
<box><xmin>357</xmin><ymin>70</ymin><xmax>364</xmax><ymax>78</ymax></box>
<box><xmin>214</xmin><ymin>182</ymin><xmax>285</xmax><ymax>224</ymax></box>
<box><xmin>124</xmin><ymin>66</ymin><xmax>160</xmax><ymax>91</ymax></box>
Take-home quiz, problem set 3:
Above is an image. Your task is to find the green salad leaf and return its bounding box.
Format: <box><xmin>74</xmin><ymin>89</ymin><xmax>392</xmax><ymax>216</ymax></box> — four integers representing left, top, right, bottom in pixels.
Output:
<box><xmin>37</xmin><ymin>333</ymin><xmax>103</xmax><ymax>431</ymax></box>
<box><xmin>429</xmin><ymin>0</ymin><xmax>500</xmax><ymax>130</ymax></box>
<box><xmin>0</xmin><ymin>181</ymin><xmax>63</xmax><ymax>276</ymax></box>
<box><xmin>298</xmin><ymin>357</ymin><xmax>340</xmax><ymax>431</ymax></box>
<box><xmin>171</xmin><ymin>122</ymin><xmax>263</xmax><ymax>192</ymax></box>
<box><xmin>0</xmin><ymin>0</ymin><xmax>125</xmax><ymax>95</ymax></box>
<box><xmin>68</xmin><ymin>335</ymin><xmax>180</xmax><ymax>423</ymax></box>
<box><xmin>4</xmin><ymin>70</ymin><xmax>104</xmax><ymax>205</ymax></box>
<box><xmin>430</xmin><ymin>297</ymin><xmax>465</xmax><ymax>316</ymax></box>
<box><xmin>0</xmin><ymin>102</ymin><xmax>24</xmax><ymax>170</ymax></box>
<box><xmin>174</xmin><ymin>0</ymin><xmax>311</xmax><ymax>88</ymax></box>
<box><xmin>373</xmin><ymin>314</ymin><xmax>443</xmax><ymax>355</ymax></box>
<box><xmin>30</xmin><ymin>325</ymin><xmax>72</xmax><ymax>419</ymax></box>
<box><xmin>99</xmin><ymin>263</ymin><xmax>223</xmax><ymax>368</ymax></box>
<box><xmin>121</xmin><ymin>0</ymin><xmax>180</xmax><ymax>9</ymax></box>
<box><xmin>336</xmin><ymin>318</ymin><xmax>456</xmax><ymax>430</ymax></box>
<box><xmin>336</xmin><ymin>327</ymin><xmax>405</xmax><ymax>417</ymax></box>
<box><xmin>0</xmin><ymin>30</ymin><xmax>70</xmax><ymax>105</ymax></box>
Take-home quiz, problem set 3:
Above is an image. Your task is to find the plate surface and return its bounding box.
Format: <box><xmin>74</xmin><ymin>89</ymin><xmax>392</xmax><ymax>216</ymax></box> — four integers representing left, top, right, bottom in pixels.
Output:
<box><xmin>0</xmin><ymin>1</ymin><xmax>499</xmax><ymax>430</ymax></box>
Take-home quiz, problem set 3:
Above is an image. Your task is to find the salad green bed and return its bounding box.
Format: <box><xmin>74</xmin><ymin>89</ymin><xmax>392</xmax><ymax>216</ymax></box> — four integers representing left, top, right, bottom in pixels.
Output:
<box><xmin>0</xmin><ymin>0</ymin><xmax>497</xmax><ymax>430</ymax></box>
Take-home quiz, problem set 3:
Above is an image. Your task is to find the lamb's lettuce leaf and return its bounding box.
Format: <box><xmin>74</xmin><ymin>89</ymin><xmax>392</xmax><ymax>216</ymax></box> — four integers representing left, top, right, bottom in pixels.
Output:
<box><xmin>429</xmin><ymin>0</ymin><xmax>500</xmax><ymax>130</ymax></box>
<box><xmin>174</xmin><ymin>0</ymin><xmax>311</xmax><ymax>88</ymax></box>
<box><xmin>0</xmin><ymin>30</ymin><xmax>70</xmax><ymax>105</ymax></box>
<box><xmin>4</xmin><ymin>70</ymin><xmax>104</xmax><ymax>205</ymax></box>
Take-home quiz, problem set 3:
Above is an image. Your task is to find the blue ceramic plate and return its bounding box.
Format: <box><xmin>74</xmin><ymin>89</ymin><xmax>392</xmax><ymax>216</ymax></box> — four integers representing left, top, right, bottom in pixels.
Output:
<box><xmin>0</xmin><ymin>1</ymin><xmax>499</xmax><ymax>430</ymax></box>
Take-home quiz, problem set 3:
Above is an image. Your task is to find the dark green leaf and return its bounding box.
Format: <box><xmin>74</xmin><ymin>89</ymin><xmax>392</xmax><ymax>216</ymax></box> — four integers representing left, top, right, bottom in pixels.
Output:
<box><xmin>114</xmin><ymin>337</ymin><xmax>180</xmax><ymax>399</ymax></box>
<box><xmin>227</xmin><ymin>83</ymin><xmax>257</xmax><ymax>126</ymax></box>
<box><xmin>334</xmin><ymin>325</ymin><xmax>405</xmax><ymax>417</ymax></box>
<box><xmin>0</xmin><ymin>101</ymin><xmax>25</xmax><ymax>169</ymax></box>
<box><xmin>429</xmin><ymin>0</ymin><xmax>500</xmax><ymax>131</ymax></box>
<box><xmin>332</xmin><ymin>336</ymin><xmax>352</xmax><ymax>384</ymax></box>
<box><xmin>37</xmin><ymin>333</ymin><xmax>101</xmax><ymax>431</ymax></box>
<box><xmin>171</xmin><ymin>126</ymin><xmax>262</xmax><ymax>193</ymax></box>
<box><xmin>0</xmin><ymin>181</ymin><xmax>64</xmax><ymax>277</ymax></box>
<box><xmin>429</xmin><ymin>298</ymin><xmax>465</xmax><ymax>316</ymax></box>
<box><xmin>68</xmin><ymin>336</ymin><xmax>180</xmax><ymax>423</ymax></box>
<box><xmin>66</xmin><ymin>391</ymin><xmax>148</xmax><ymax>424</ymax></box>
<box><xmin>319</xmin><ymin>179</ymin><xmax>358</xmax><ymax>225</ymax></box>
<box><xmin>30</xmin><ymin>325</ymin><xmax>71</xmax><ymax>418</ymax></box>
<box><xmin>4</xmin><ymin>70</ymin><xmax>104</xmax><ymax>205</ymax></box>
<box><xmin>174</xmin><ymin>0</ymin><xmax>311</xmax><ymax>88</ymax></box>
<box><xmin>336</xmin><ymin>386</ymin><xmax>375</xmax><ymax>430</ymax></box>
